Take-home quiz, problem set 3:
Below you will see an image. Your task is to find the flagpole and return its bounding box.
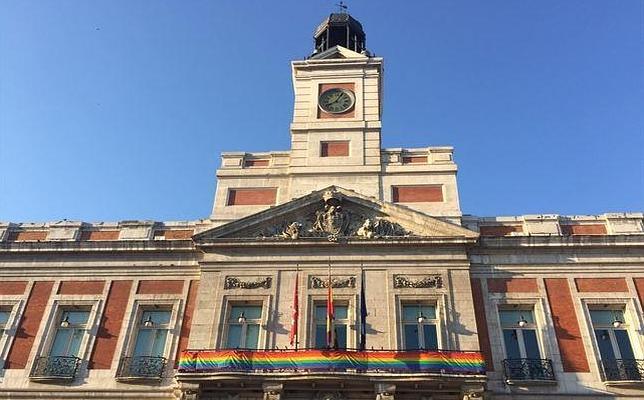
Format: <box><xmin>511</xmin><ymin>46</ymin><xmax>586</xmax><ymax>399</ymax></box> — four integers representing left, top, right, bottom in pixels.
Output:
<box><xmin>360</xmin><ymin>262</ymin><xmax>367</xmax><ymax>351</ymax></box>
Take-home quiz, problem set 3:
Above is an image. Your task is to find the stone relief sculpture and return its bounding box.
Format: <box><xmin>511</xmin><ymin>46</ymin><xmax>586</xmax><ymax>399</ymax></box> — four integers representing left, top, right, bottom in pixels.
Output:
<box><xmin>224</xmin><ymin>276</ymin><xmax>272</xmax><ymax>290</ymax></box>
<box><xmin>393</xmin><ymin>274</ymin><xmax>443</xmax><ymax>289</ymax></box>
<box><xmin>258</xmin><ymin>189</ymin><xmax>412</xmax><ymax>241</ymax></box>
<box><xmin>309</xmin><ymin>275</ymin><xmax>356</xmax><ymax>289</ymax></box>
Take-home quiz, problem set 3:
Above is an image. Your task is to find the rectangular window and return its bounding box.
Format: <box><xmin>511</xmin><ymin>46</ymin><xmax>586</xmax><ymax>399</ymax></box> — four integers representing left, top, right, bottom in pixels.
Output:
<box><xmin>401</xmin><ymin>304</ymin><xmax>438</xmax><ymax>350</ymax></box>
<box><xmin>590</xmin><ymin>307</ymin><xmax>640</xmax><ymax>381</ymax></box>
<box><xmin>132</xmin><ymin>310</ymin><xmax>172</xmax><ymax>357</ymax></box>
<box><xmin>499</xmin><ymin>309</ymin><xmax>541</xmax><ymax>359</ymax></box>
<box><xmin>225</xmin><ymin>304</ymin><xmax>262</xmax><ymax>349</ymax></box>
<box><xmin>50</xmin><ymin>309</ymin><xmax>90</xmax><ymax>358</ymax></box>
<box><xmin>314</xmin><ymin>303</ymin><xmax>348</xmax><ymax>349</ymax></box>
<box><xmin>0</xmin><ymin>308</ymin><xmax>10</xmax><ymax>334</ymax></box>
<box><xmin>392</xmin><ymin>185</ymin><xmax>443</xmax><ymax>203</ymax></box>
<box><xmin>320</xmin><ymin>141</ymin><xmax>350</xmax><ymax>157</ymax></box>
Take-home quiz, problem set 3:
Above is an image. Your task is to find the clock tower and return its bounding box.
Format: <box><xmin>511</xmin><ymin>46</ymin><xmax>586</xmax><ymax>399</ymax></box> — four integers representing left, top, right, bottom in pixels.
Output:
<box><xmin>288</xmin><ymin>12</ymin><xmax>384</xmax><ymax>199</ymax></box>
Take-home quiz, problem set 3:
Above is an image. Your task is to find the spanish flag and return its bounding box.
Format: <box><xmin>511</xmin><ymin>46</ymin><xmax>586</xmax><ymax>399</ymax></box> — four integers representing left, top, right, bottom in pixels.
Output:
<box><xmin>326</xmin><ymin>266</ymin><xmax>335</xmax><ymax>348</ymax></box>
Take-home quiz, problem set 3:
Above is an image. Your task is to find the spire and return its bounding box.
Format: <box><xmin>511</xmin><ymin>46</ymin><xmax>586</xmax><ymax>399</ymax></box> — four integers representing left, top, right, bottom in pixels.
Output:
<box><xmin>311</xmin><ymin>10</ymin><xmax>368</xmax><ymax>57</ymax></box>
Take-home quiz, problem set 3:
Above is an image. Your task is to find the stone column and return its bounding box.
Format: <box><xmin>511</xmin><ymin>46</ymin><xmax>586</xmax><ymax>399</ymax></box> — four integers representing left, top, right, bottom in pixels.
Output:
<box><xmin>180</xmin><ymin>383</ymin><xmax>201</xmax><ymax>400</ymax></box>
<box><xmin>374</xmin><ymin>383</ymin><xmax>396</xmax><ymax>400</ymax></box>
<box><xmin>263</xmin><ymin>382</ymin><xmax>284</xmax><ymax>400</ymax></box>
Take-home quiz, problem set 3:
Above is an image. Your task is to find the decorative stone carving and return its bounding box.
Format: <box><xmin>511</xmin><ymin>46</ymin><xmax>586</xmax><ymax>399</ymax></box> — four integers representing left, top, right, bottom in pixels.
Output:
<box><xmin>393</xmin><ymin>274</ymin><xmax>443</xmax><ymax>289</ymax></box>
<box><xmin>310</xmin><ymin>275</ymin><xmax>356</xmax><ymax>289</ymax></box>
<box><xmin>254</xmin><ymin>189</ymin><xmax>412</xmax><ymax>240</ymax></box>
<box><xmin>315</xmin><ymin>391</ymin><xmax>344</xmax><ymax>400</ymax></box>
<box><xmin>280</xmin><ymin>222</ymin><xmax>302</xmax><ymax>239</ymax></box>
<box><xmin>263</xmin><ymin>383</ymin><xmax>283</xmax><ymax>400</ymax></box>
<box><xmin>375</xmin><ymin>383</ymin><xmax>396</xmax><ymax>400</ymax></box>
<box><xmin>224</xmin><ymin>276</ymin><xmax>272</xmax><ymax>290</ymax></box>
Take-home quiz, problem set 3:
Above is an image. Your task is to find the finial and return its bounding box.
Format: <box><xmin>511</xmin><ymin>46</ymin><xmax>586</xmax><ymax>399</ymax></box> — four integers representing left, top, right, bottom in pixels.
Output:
<box><xmin>336</xmin><ymin>1</ymin><xmax>348</xmax><ymax>13</ymax></box>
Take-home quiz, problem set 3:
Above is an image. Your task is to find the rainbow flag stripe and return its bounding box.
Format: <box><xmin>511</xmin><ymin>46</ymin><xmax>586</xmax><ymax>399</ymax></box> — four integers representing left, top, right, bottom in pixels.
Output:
<box><xmin>179</xmin><ymin>349</ymin><xmax>485</xmax><ymax>375</ymax></box>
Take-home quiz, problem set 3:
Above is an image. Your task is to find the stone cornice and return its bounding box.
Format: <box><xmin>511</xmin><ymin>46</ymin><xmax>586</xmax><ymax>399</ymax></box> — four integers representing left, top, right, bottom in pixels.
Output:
<box><xmin>0</xmin><ymin>239</ymin><xmax>196</xmax><ymax>253</ymax></box>
<box><xmin>476</xmin><ymin>234</ymin><xmax>644</xmax><ymax>249</ymax></box>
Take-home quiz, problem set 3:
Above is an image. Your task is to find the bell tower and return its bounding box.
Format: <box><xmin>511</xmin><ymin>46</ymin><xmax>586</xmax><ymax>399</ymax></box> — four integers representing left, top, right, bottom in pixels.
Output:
<box><xmin>288</xmin><ymin>12</ymin><xmax>384</xmax><ymax>199</ymax></box>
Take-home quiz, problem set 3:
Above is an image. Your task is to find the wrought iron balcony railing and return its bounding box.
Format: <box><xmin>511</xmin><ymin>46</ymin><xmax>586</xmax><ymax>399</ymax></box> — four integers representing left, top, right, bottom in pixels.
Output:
<box><xmin>178</xmin><ymin>348</ymin><xmax>486</xmax><ymax>376</ymax></box>
<box><xmin>601</xmin><ymin>359</ymin><xmax>644</xmax><ymax>382</ymax></box>
<box><xmin>116</xmin><ymin>356</ymin><xmax>166</xmax><ymax>380</ymax></box>
<box><xmin>29</xmin><ymin>355</ymin><xmax>82</xmax><ymax>380</ymax></box>
<box><xmin>502</xmin><ymin>358</ymin><xmax>556</xmax><ymax>383</ymax></box>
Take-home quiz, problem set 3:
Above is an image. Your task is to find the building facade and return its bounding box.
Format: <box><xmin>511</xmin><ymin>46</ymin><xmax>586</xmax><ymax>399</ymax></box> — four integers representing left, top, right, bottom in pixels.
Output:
<box><xmin>0</xmin><ymin>12</ymin><xmax>643</xmax><ymax>400</ymax></box>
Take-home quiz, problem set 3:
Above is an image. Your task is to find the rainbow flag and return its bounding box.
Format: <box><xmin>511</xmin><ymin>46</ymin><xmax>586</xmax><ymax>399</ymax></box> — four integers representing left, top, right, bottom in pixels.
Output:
<box><xmin>178</xmin><ymin>349</ymin><xmax>485</xmax><ymax>375</ymax></box>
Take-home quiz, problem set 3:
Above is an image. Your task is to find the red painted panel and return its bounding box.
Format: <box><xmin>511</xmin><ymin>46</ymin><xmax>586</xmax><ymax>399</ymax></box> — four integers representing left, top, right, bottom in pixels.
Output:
<box><xmin>402</xmin><ymin>156</ymin><xmax>427</xmax><ymax>164</ymax></box>
<box><xmin>575</xmin><ymin>278</ymin><xmax>628</xmax><ymax>293</ymax></box>
<box><xmin>634</xmin><ymin>279</ymin><xmax>644</xmax><ymax>312</ymax></box>
<box><xmin>470</xmin><ymin>278</ymin><xmax>494</xmax><ymax>371</ymax></box>
<box><xmin>227</xmin><ymin>188</ymin><xmax>277</xmax><ymax>206</ymax></box>
<box><xmin>392</xmin><ymin>186</ymin><xmax>443</xmax><ymax>203</ymax></box>
<box><xmin>5</xmin><ymin>281</ymin><xmax>54</xmax><ymax>369</ymax></box>
<box><xmin>7</xmin><ymin>231</ymin><xmax>48</xmax><ymax>241</ymax></box>
<box><xmin>79</xmin><ymin>230</ymin><xmax>120</xmax><ymax>241</ymax></box>
<box><xmin>58</xmin><ymin>280</ymin><xmax>105</xmax><ymax>295</ymax></box>
<box><xmin>487</xmin><ymin>278</ymin><xmax>538</xmax><ymax>293</ymax></box>
<box><xmin>243</xmin><ymin>159</ymin><xmax>269</xmax><ymax>167</ymax></box>
<box><xmin>175</xmin><ymin>280</ymin><xmax>200</xmax><ymax>366</ymax></box>
<box><xmin>544</xmin><ymin>278</ymin><xmax>589</xmax><ymax>372</ymax></box>
<box><xmin>137</xmin><ymin>280</ymin><xmax>185</xmax><ymax>295</ymax></box>
<box><xmin>0</xmin><ymin>281</ymin><xmax>28</xmax><ymax>295</ymax></box>
<box><xmin>320</xmin><ymin>141</ymin><xmax>350</xmax><ymax>157</ymax></box>
<box><xmin>479</xmin><ymin>225</ymin><xmax>523</xmax><ymax>236</ymax></box>
<box><xmin>561</xmin><ymin>224</ymin><xmax>607</xmax><ymax>235</ymax></box>
<box><xmin>89</xmin><ymin>280</ymin><xmax>133</xmax><ymax>369</ymax></box>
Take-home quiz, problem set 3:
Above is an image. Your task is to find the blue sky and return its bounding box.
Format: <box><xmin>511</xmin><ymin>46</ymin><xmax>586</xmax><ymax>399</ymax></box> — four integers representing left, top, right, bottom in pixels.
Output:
<box><xmin>1</xmin><ymin>1</ymin><xmax>642</xmax><ymax>222</ymax></box>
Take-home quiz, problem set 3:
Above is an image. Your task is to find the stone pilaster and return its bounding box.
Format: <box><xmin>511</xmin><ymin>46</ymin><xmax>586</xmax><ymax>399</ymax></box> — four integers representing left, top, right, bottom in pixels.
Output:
<box><xmin>374</xmin><ymin>383</ymin><xmax>395</xmax><ymax>400</ymax></box>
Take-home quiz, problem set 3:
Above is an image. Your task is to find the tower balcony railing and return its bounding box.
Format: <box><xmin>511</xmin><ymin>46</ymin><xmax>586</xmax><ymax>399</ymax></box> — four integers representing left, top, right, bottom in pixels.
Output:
<box><xmin>502</xmin><ymin>358</ymin><xmax>556</xmax><ymax>384</ymax></box>
<box><xmin>29</xmin><ymin>355</ymin><xmax>82</xmax><ymax>381</ymax></box>
<box><xmin>178</xmin><ymin>348</ymin><xmax>485</xmax><ymax>377</ymax></box>
<box><xmin>601</xmin><ymin>359</ymin><xmax>644</xmax><ymax>382</ymax></box>
<box><xmin>116</xmin><ymin>356</ymin><xmax>167</xmax><ymax>380</ymax></box>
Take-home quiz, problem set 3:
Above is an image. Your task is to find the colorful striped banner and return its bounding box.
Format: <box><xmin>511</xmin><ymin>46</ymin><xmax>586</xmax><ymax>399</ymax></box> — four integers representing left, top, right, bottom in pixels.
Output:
<box><xmin>178</xmin><ymin>349</ymin><xmax>485</xmax><ymax>375</ymax></box>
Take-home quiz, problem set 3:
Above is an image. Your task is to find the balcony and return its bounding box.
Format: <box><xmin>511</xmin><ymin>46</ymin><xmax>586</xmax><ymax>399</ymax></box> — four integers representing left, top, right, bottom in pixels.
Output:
<box><xmin>502</xmin><ymin>358</ymin><xmax>556</xmax><ymax>385</ymax></box>
<box><xmin>29</xmin><ymin>355</ymin><xmax>81</xmax><ymax>381</ymax></box>
<box><xmin>601</xmin><ymin>359</ymin><xmax>644</xmax><ymax>383</ymax></box>
<box><xmin>116</xmin><ymin>356</ymin><xmax>167</xmax><ymax>381</ymax></box>
<box><xmin>179</xmin><ymin>348</ymin><xmax>485</xmax><ymax>376</ymax></box>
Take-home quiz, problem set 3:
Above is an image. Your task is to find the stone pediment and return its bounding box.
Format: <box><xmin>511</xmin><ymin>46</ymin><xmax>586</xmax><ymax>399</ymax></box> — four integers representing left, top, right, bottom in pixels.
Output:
<box><xmin>309</xmin><ymin>45</ymin><xmax>368</xmax><ymax>60</ymax></box>
<box><xmin>194</xmin><ymin>186</ymin><xmax>477</xmax><ymax>244</ymax></box>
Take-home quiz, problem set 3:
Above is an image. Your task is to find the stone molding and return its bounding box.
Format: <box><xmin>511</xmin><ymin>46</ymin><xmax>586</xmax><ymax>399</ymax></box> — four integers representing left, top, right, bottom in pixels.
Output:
<box><xmin>224</xmin><ymin>276</ymin><xmax>272</xmax><ymax>290</ymax></box>
<box><xmin>393</xmin><ymin>274</ymin><xmax>443</xmax><ymax>289</ymax></box>
<box><xmin>309</xmin><ymin>275</ymin><xmax>356</xmax><ymax>289</ymax></box>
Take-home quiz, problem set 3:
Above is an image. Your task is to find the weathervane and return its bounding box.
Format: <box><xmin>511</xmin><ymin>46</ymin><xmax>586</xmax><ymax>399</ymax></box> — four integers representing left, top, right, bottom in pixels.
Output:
<box><xmin>336</xmin><ymin>1</ymin><xmax>348</xmax><ymax>13</ymax></box>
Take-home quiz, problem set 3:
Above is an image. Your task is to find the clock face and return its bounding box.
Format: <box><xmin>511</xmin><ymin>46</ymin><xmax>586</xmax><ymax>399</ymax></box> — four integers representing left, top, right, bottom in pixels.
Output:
<box><xmin>318</xmin><ymin>88</ymin><xmax>355</xmax><ymax>114</ymax></box>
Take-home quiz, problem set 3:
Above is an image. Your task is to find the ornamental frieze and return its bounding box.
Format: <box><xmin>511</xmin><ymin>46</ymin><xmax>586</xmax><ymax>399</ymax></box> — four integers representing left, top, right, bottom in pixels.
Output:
<box><xmin>255</xmin><ymin>189</ymin><xmax>411</xmax><ymax>241</ymax></box>
<box><xmin>309</xmin><ymin>275</ymin><xmax>356</xmax><ymax>289</ymax></box>
<box><xmin>393</xmin><ymin>274</ymin><xmax>443</xmax><ymax>289</ymax></box>
<box><xmin>224</xmin><ymin>276</ymin><xmax>272</xmax><ymax>290</ymax></box>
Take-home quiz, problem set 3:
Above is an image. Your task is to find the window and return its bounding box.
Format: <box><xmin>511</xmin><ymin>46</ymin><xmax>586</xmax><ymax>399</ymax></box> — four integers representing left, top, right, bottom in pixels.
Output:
<box><xmin>117</xmin><ymin>308</ymin><xmax>171</xmax><ymax>380</ymax></box>
<box><xmin>225</xmin><ymin>305</ymin><xmax>262</xmax><ymax>349</ymax></box>
<box><xmin>0</xmin><ymin>308</ymin><xmax>10</xmax><ymax>334</ymax></box>
<box><xmin>590</xmin><ymin>307</ymin><xmax>641</xmax><ymax>381</ymax></box>
<box><xmin>499</xmin><ymin>309</ymin><xmax>541</xmax><ymax>360</ymax></box>
<box><xmin>314</xmin><ymin>303</ymin><xmax>348</xmax><ymax>349</ymax></box>
<box><xmin>401</xmin><ymin>304</ymin><xmax>438</xmax><ymax>350</ymax></box>
<box><xmin>31</xmin><ymin>308</ymin><xmax>89</xmax><ymax>380</ymax></box>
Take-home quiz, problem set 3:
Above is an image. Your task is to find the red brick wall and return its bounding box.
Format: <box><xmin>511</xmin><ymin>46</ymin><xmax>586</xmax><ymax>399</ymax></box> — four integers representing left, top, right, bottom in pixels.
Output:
<box><xmin>320</xmin><ymin>141</ymin><xmax>350</xmax><ymax>157</ymax></box>
<box><xmin>470</xmin><ymin>278</ymin><xmax>494</xmax><ymax>371</ymax></box>
<box><xmin>243</xmin><ymin>159</ymin><xmax>269</xmax><ymax>167</ymax></box>
<box><xmin>402</xmin><ymin>156</ymin><xmax>427</xmax><ymax>164</ymax></box>
<box><xmin>487</xmin><ymin>278</ymin><xmax>538</xmax><ymax>293</ymax></box>
<box><xmin>634</xmin><ymin>279</ymin><xmax>644</xmax><ymax>311</ymax></box>
<box><xmin>318</xmin><ymin>83</ymin><xmax>356</xmax><ymax>119</ymax></box>
<box><xmin>137</xmin><ymin>280</ymin><xmax>185</xmax><ymax>295</ymax></box>
<box><xmin>7</xmin><ymin>231</ymin><xmax>48</xmax><ymax>241</ymax></box>
<box><xmin>227</xmin><ymin>188</ymin><xmax>277</xmax><ymax>206</ymax></box>
<box><xmin>89</xmin><ymin>280</ymin><xmax>132</xmax><ymax>369</ymax></box>
<box><xmin>392</xmin><ymin>185</ymin><xmax>443</xmax><ymax>203</ymax></box>
<box><xmin>575</xmin><ymin>278</ymin><xmax>628</xmax><ymax>293</ymax></box>
<box><xmin>544</xmin><ymin>278</ymin><xmax>589</xmax><ymax>372</ymax></box>
<box><xmin>80</xmin><ymin>230</ymin><xmax>120</xmax><ymax>241</ymax></box>
<box><xmin>0</xmin><ymin>281</ymin><xmax>28</xmax><ymax>295</ymax></box>
<box><xmin>154</xmin><ymin>229</ymin><xmax>194</xmax><ymax>239</ymax></box>
<box><xmin>58</xmin><ymin>280</ymin><xmax>105</xmax><ymax>295</ymax></box>
<box><xmin>479</xmin><ymin>225</ymin><xmax>523</xmax><ymax>236</ymax></box>
<box><xmin>561</xmin><ymin>224</ymin><xmax>607</xmax><ymax>235</ymax></box>
<box><xmin>175</xmin><ymin>280</ymin><xmax>199</xmax><ymax>366</ymax></box>
<box><xmin>5</xmin><ymin>281</ymin><xmax>54</xmax><ymax>369</ymax></box>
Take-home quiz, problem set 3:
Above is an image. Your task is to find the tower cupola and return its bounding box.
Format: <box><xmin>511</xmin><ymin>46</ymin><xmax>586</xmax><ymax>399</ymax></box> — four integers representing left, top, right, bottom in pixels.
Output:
<box><xmin>312</xmin><ymin>12</ymin><xmax>368</xmax><ymax>56</ymax></box>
